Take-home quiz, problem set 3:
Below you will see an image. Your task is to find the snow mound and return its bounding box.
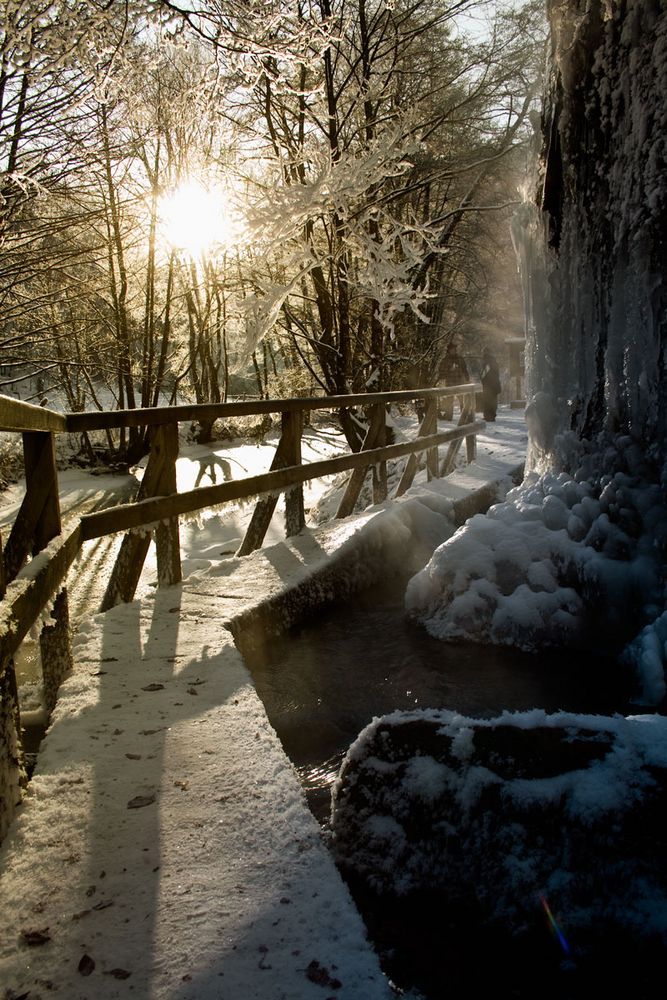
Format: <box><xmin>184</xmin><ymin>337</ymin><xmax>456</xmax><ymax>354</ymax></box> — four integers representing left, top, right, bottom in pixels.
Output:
<box><xmin>331</xmin><ymin>708</ymin><xmax>667</xmax><ymax>940</ymax></box>
<box><xmin>406</xmin><ymin>432</ymin><xmax>667</xmax><ymax>703</ymax></box>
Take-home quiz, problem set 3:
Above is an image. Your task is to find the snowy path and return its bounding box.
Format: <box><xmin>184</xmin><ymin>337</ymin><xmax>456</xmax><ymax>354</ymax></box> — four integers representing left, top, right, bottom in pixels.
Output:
<box><xmin>0</xmin><ymin>409</ymin><xmax>527</xmax><ymax>999</ymax></box>
<box><xmin>11</xmin><ymin>422</ymin><xmax>351</xmax><ymax>704</ymax></box>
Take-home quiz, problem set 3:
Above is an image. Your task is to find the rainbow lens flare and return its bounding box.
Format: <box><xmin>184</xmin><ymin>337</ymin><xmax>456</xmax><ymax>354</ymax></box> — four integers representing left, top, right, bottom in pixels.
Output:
<box><xmin>539</xmin><ymin>894</ymin><xmax>570</xmax><ymax>956</ymax></box>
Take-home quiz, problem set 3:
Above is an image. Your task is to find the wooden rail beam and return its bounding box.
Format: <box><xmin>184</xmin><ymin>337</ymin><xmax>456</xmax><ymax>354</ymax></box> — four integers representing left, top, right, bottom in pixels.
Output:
<box><xmin>63</xmin><ymin>385</ymin><xmax>482</xmax><ymax>433</ymax></box>
<box><xmin>80</xmin><ymin>423</ymin><xmax>486</xmax><ymax>542</ymax></box>
<box><xmin>0</xmin><ymin>396</ymin><xmax>67</xmax><ymax>433</ymax></box>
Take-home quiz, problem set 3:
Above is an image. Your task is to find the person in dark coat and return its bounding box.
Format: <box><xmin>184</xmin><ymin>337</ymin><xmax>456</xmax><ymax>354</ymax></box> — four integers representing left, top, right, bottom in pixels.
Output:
<box><xmin>437</xmin><ymin>341</ymin><xmax>469</xmax><ymax>420</ymax></box>
<box><xmin>480</xmin><ymin>347</ymin><xmax>501</xmax><ymax>421</ymax></box>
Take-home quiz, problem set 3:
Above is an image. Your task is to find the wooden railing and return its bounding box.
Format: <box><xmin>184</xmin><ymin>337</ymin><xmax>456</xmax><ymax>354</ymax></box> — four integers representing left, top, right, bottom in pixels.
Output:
<box><xmin>0</xmin><ymin>385</ymin><xmax>482</xmax><ymax>837</ymax></box>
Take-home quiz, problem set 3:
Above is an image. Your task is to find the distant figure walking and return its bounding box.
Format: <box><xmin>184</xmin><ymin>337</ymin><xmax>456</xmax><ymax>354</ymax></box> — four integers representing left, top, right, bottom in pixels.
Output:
<box><xmin>480</xmin><ymin>347</ymin><xmax>501</xmax><ymax>422</ymax></box>
<box><xmin>437</xmin><ymin>341</ymin><xmax>469</xmax><ymax>420</ymax></box>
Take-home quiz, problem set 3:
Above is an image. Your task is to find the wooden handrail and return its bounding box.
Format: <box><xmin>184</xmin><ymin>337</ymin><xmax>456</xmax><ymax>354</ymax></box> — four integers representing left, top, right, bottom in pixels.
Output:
<box><xmin>63</xmin><ymin>385</ymin><xmax>481</xmax><ymax>432</ymax></box>
<box><xmin>0</xmin><ymin>396</ymin><xmax>67</xmax><ymax>433</ymax></box>
<box><xmin>79</xmin><ymin>421</ymin><xmax>485</xmax><ymax>541</ymax></box>
<box><xmin>0</xmin><ymin>387</ymin><xmax>482</xmax><ymax>433</ymax></box>
<box><xmin>0</xmin><ymin>384</ymin><xmax>485</xmax><ymax>835</ymax></box>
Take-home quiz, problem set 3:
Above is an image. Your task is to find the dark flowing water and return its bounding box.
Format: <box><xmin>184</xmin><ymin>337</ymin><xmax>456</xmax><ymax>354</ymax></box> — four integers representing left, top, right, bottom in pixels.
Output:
<box><xmin>239</xmin><ymin>578</ymin><xmax>636</xmax><ymax>824</ymax></box>
<box><xmin>238</xmin><ymin>580</ymin><xmax>657</xmax><ymax>999</ymax></box>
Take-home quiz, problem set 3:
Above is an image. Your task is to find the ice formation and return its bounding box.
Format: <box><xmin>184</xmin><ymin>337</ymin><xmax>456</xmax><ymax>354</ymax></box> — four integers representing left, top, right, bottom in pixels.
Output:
<box><xmin>407</xmin><ymin>3</ymin><xmax>667</xmax><ymax>705</ymax></box>
<box><xmin>515</xmin><ymin>3</ymin><xmax>667</xmax><ymax>456</ymax></box>
<box><xmin>406</xmin><ymin>431</ymin><xmax>667</xmax><ymax>703</ymax></box>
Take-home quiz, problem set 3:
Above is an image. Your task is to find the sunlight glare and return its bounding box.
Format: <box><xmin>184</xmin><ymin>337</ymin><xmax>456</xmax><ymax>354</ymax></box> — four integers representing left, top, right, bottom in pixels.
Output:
<box><xmin>158</xmin><ymin>179</ymin><xmax>244</xmax><ymax>257</ymax></box>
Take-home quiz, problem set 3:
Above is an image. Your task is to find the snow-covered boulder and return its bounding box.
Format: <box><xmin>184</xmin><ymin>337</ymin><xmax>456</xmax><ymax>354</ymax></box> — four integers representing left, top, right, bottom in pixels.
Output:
<box><xmin>406</xmin><ymin>433</ymin><xmax>667</xmax><ymax>704</ymax></box>
<box><xmin>331</xmin><ymin>708</ymin><xmax>667</xmax><ymax>946</ymax></box>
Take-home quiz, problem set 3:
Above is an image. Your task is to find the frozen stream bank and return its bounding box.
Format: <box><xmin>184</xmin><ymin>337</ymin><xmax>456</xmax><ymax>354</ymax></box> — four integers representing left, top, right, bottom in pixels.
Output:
<box><xmin>239</xmin><ymin>574</ymin><xmax>633</xmax><ymax>824</ymax></box>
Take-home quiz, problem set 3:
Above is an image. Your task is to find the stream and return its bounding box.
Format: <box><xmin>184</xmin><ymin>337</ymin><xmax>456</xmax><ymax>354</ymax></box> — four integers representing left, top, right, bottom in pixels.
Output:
<box><xmin>239</xmin><ymin>578</ymin><xmax>646</xmax><ymax>998</ymax></box>
<box><xmin>239</xmin><ymin>575</ymin><xmax>636</xmax><ymax>824</ymax></box>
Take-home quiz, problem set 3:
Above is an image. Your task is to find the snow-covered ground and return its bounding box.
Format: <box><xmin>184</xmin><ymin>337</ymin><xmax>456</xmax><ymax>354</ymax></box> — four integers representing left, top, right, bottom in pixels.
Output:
<box><xmin>11</xmin><ymin>403</ymin><xmax>667</xmax><ymax>988</ymax></box>
<box><xmin>0</xmin><ymin>405</ymin><xmax>526</xmax><ymax>999</ymax></box>
<box><xmin>5</xmin><ymin>418</ymin><xmax>353</xmax><ymax>708</ymax></box>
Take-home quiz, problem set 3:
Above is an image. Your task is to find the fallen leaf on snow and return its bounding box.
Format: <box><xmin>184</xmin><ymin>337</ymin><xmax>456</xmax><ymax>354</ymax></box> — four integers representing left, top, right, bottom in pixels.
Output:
<box><xmin>305</xmin><ymin>959</ymin><xmax>342</xmax><ymax>989</ymax></box>
<box><xmin>21</xmin><ymin>927</ymin><xmax>51</xmax><ymax>946</ymax></box>
<box><xmin>127</xmin><ymin>794</ymin><xmax>156</xmax><ymax>809</ymax></box>
<box><xmin>106</xmin><ymin>968</ymin><xmax>132</xmax><ymax>979</ymax></box>
<box><xmin>78</xmin><ymin>954</ymin><xmax>95</xmax><ymax>976</ymax></box>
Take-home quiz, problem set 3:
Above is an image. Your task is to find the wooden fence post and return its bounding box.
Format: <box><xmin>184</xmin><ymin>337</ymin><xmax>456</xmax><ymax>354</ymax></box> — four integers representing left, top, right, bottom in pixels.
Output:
<box><xmin>237</xmin><ymin>411</ymin><xmax>306</xmax><ymax>556</ymax></box>
<box><xmin>22</xmin><ymin>432</ymin><xmax>73</xmax><ymax>714</ymax></box>
<box><xmin>440</xmin><ymin>401</ymin><xmax>478</xmax><ymax>476</ymax></box>
<box><xmin>465</xmin><ymin>392</ymin><xmax>477</xmax><ymax>463</ymax></box>
<box><xmin>371</xmin><ymin>403</ymin><xmax>388</xmax><ymax>503</ymax></box>
<box><xmin>0</xmin><ymin>530</ymin><xmax>24</xmax><ymax>843</ymax></box>
<box><xmin>282</xmin><ymin>411</ymin><xmax>305</xmax><ymax>537</ymax></box>
<box><xmin>335</xmin><ymin>403</ymin><xmax>387</xmax><ymax>519</ymax></box>
<box><xmin>395</xmin><ymin>398</ymin><xmax>438</xmax><ymax>496</ymax></box>
<box><xmin>153</xmin><ymin>423</ymin><xmax>182</xmax><ymax>588</ymax></box>
<box><xmin>425</xmin><ymin>397</ymin><xmax>439</xmax><ymax>481</ymax></box>
<box><xmin>101</xmin><ymin>423</ymin><xmax>181</xmax><ymax>610</ymax></box>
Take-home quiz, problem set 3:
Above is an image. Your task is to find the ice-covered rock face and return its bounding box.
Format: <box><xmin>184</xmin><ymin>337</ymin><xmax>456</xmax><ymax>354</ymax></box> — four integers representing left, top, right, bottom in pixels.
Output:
<box><xmin>515</xmin><ymin>4</ymin><xmax>667</xmax><ymax>468</ymax></box>
<box><xmin>406</xmin><ymin>431</ymin><xmax>667</xmax><ymax>704</ymax></box>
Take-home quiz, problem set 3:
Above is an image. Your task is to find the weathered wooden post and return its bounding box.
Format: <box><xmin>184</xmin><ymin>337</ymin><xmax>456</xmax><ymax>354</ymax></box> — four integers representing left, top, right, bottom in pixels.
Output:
<box><xmin>0</xmin><ymin>531</ymin><xmax>24</xmax><ymax>843</ymax></box>
<box><xmin>153</xmin><ymin>423</ymin><xmax>182</xmax><ymax>588</ymax></box>
<box><xmin>22</xmin><ymin>431</ymin><xmax>73</xmax><ymax>714</ymax></box>
<box><xmin>465</xmin><ymin>392</ymin><xmax>477</xmax><ymax>464</ymax></box>
<box><xmin>237</xmin><ymin>407</ymin><xmax>307</xmax><ymax>555</ymax></box>
<box><xmin>101</xmin><ymin>421</ymin><xmax>181</xmax><ymax>609</ymax></box>
<box><xmin>441</xmin><ymin>396</ymin><xmax>480</xmax><ymax>476</ymax></box>
<box><xmin>425</xmin><ymin>397</ymin><xmax>439</xmax><ymax>480</ymax></box>
<box><xmin>395</xmin><ymin>396</ymin><xmax>438</xmax><ymax>496</ymax></box>
<box><xmin>336</xmin><ymin>403</ymin><xmax>387</xmax><ymax>518</ymax></box>
<box><xmin>371</xmin><ymin>402</ymin><xmax>388</xmax><ymax>503</ymax></box>
<box><xmin>283</xmin><ymin>410</ymin><xmax>305</xmax><ymax>537</ymax></box>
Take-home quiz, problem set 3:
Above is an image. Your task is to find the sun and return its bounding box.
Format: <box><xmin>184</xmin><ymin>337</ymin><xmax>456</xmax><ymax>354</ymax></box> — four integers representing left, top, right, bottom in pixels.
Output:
<box><xmin>158</xmin><ymin>178</ymin><xmax>244</xmax><ymax>257</ymax></box>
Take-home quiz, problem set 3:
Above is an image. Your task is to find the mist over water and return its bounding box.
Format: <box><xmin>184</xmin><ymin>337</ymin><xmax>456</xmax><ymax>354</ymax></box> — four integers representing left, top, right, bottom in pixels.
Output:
<box><xmin>239</xmin><ymin>577</ymin><xmax>635</xmax><ymax>823</ymax></box>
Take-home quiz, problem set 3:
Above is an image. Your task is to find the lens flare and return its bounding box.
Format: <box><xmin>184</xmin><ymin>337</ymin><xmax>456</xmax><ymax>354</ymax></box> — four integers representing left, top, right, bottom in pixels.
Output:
<box><xmin>539</xmin><ymin>894</ymin><xmax>570</xmax><ymax>956</ymax></box>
